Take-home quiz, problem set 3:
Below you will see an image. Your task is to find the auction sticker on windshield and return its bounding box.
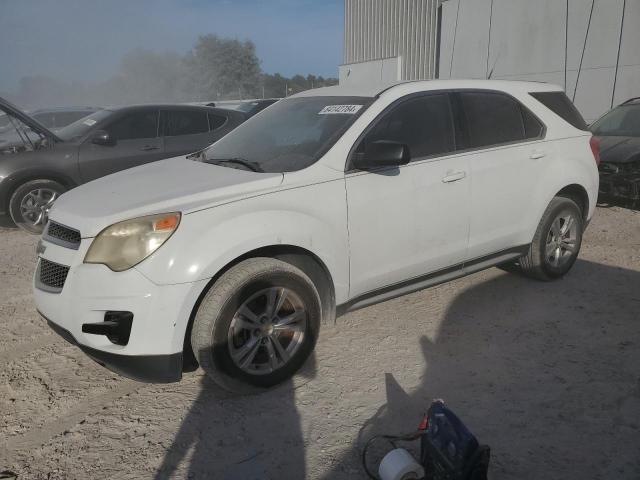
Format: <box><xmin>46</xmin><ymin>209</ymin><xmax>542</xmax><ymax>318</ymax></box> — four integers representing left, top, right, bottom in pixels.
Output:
<box><xmin>318</xmin><ymin>105</ymin><xmax>363</xmax><ymax>115</ymax></box>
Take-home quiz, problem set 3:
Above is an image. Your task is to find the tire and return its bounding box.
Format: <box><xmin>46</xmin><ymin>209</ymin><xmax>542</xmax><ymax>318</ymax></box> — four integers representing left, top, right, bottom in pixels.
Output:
<box><xmin>9</xmin><ymin>179</ymin><xmax>66</xmax><ymax>235</ymax></box>
<box><xmin>519</xmin><ymin>196</ymin><xmax>583</xmax><ymax>281</ymax></box>
<box><xmin>191</xmin><ymin>257</ymin><xmax>321</xmax><ymax>394</ymax></box>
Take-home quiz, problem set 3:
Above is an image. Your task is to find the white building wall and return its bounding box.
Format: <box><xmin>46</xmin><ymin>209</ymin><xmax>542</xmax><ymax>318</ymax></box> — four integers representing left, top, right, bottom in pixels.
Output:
<box><xmin>439</xmin><ymin>0</ymin><xmax>640</xmax><ymax>121</ymax></box>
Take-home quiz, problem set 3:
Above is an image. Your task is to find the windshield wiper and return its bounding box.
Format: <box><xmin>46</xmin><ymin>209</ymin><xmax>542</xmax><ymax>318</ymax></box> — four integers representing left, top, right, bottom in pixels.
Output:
<box><xmin>208</xmin><ymin>157</ymin><xmax>263</xmax><ymax>172</ymax></box>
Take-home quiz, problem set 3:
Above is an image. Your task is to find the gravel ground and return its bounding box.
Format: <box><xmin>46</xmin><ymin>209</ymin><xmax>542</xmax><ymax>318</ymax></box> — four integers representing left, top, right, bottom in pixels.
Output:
<box><xmin>0</xmin><ymin>206</ymin><xmax>639</xmax><ymax>479</ymax></box>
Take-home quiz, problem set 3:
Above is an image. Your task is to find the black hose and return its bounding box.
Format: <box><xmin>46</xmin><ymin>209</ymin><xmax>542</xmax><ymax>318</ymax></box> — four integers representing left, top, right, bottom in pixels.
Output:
<box><xmin>361</xmin><ymin>431</ymin><xmax>426</xmax><ymax>480</ymax></box>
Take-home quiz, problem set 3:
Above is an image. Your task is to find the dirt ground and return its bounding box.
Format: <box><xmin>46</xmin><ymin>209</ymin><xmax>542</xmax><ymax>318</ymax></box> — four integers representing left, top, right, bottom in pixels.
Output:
<box><xmin>0</xmin><ymin>206</ymin><xmax>639</xmax><ymax>479</ymax></box>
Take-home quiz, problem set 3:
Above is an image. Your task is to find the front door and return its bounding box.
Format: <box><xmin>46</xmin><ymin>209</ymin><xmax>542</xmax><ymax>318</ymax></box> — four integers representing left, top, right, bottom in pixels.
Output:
<box><xmin>78</xmin><ymin>108</ymin><xmax>164</xmax><ymax>182</ymax></box>
<box><xmin>346</xmin><ymin>93</ymin><xmax>470</xmax><ymax>299</ymax></box>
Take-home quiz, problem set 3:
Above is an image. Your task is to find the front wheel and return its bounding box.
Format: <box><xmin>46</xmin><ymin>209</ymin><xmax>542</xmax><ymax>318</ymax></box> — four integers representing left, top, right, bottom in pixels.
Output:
<box><xmin>9</xmin><ymin>179</ymin><xmax>66</xmax><ymax>234</ymax></box>
<box><xmin>519</xmin><ymin>196</ymin><xmax>584</xmax><ymax>281</ymax></box>
<box><xmin>191</xmin><ymin>257</ymin><xmax>321</xmax><ymax>394</ymax></box>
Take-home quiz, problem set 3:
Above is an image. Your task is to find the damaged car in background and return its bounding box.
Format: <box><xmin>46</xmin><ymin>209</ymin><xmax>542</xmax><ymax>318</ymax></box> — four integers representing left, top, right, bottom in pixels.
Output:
<box><xmin>0</xmin><ymin>106</ymin><xmax>99</xmax><ymax>149</ymax></box>
<box><xmin>590</xmin><ymin>97</ymin><xmax>640</xmax><ymax>206</ymax></box>
<box><xmin>0</xmin><ymin>96</ymin><xmax>246</xmax><ymax>233</ymax></box>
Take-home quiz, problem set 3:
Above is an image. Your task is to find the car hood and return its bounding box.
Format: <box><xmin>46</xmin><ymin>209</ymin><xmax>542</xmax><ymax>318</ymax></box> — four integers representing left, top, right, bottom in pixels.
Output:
<box><xmin>0</xmin><ymin>96</ymin><xmax>61</xmax><ymax>142</ymax></box>
<box><xmin>49</xmin><ymin>156</ymin><xmax>284</xmax><ymax>237</ymax></box>
<box><xmin>595</xmin><ymin>135</ymin><xmax>640</xmax><ymax>163</ymax></box>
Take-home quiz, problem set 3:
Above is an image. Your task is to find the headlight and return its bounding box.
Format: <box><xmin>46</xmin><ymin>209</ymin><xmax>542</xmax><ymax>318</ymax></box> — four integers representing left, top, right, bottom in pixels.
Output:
<box><xmin>84</xmin><ymin>212</ymin><xmax>180</xmax><ymax>271</ymax></box>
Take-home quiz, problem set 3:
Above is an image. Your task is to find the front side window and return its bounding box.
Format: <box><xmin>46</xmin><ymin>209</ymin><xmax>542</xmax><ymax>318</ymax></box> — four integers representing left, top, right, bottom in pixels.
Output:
<box><xmin>107</xmin><ymin>111</ymin><xmax>158</xmax><ymax>141</ymax></box>
<box><xmin>202</xmin><ymin>96</ymin><xmax>372</xmax><ymax>172</ymax></box>
<box><xmin>590</xmin><ymin>103</ymin><xmax>640</xmax><ymax>137</ymax></box>
<box><xmin>460</xmin><ymin>92</ymin><xmax>531</xmax><ymax>148</ymax></box>
<box><xmin>165</xmin><ymin>110</ymin><xmax>209</xmax><ymax>136</ymax></box>
<box><xmin>360</xmin><ymin>93</ymin><xmax>455</xmax><ymax>160</ymax></box>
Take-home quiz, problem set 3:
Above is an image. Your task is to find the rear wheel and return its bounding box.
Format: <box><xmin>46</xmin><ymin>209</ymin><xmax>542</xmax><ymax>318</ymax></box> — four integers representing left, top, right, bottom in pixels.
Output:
<box><xmin>9</xmin><ymin>179</ymin><xmax>66</xmax><ymax>234</ymax></box>
<box><xmin>191</xmin><ymin>257</ymin><xmax>321</xmax><ymax>394</ymax></box>
<box><xmin>519</xmin><ymin>196</ymin><xmax>583</xmax><ymax>281</ymax></box>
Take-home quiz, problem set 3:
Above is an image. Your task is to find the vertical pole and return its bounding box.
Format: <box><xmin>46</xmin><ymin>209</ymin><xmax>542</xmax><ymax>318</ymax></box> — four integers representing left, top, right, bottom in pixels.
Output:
<box><xmin>449</xmin><ymin>0</ymin><xmax>462</xmax><ymax>78</ymax></box>
<box><xmin>564</xmin><ymin>0</ymin><xmax>569</xmax><ymax>92</ymax></box>
<box><xmin>611</xmin><ymin>0</ymin><xmax>626</xmax><ymax>108</ymax></box>
<box><xmin>486</xmin><ymin>0</ymin><xmax>494</xmax><ymax>79</ymax></box>
<box><xmin>573</xmin><ymin>0</ymin><xmax>595</xmax><ymax>102</ymax></box>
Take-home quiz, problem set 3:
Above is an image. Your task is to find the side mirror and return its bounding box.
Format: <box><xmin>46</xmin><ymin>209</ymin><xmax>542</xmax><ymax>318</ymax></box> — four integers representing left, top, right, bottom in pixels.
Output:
<box><xmin>91</xmin><ymin>130</ymin><xmax>115</xmax><ymax>146</ymax></box>
<box><xmin>352</xmin><ymin>140</ymin><xmax>410</xmax><ymax>170</ymax></box>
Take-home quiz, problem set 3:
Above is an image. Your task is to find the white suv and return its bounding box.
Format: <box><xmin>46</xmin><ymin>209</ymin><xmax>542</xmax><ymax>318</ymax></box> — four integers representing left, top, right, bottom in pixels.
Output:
<box><xmin>33</xmin><ymin>80</ymin><xmax>599</xmax><ymax>392</ymax></box>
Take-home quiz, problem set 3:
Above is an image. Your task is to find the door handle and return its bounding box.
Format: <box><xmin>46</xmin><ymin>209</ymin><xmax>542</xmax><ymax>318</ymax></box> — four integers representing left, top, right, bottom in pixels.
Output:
<box><xmin>442</xmin><ymin>171</ymin><xmax>466</xmax><ymax>183</ymax></box>
<box><xmin>141</xmin><ymin>145</ymin><xmax>159</xmax><ymax>151</ymax></box>
<box><xmin>530</xmin><ymin>151</ymin><xmax>546</xmax><ymax>159</ymax></box>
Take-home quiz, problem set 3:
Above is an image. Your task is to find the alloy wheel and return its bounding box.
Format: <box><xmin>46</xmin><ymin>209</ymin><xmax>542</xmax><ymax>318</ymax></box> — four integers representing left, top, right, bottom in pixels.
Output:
<box><xmin>19</xmin><ymin>188</ymin><xmax>58</xmax><ymax>227</ymax></box>
<box><xmin>545</xmin><ymin>210</ymin><xmax>578</xmax><ymax>268</ymax></box>
<box><xmin>227</xmin><ymin>287</ymin><xmax>307</xmax><ymax>375</ymax></box>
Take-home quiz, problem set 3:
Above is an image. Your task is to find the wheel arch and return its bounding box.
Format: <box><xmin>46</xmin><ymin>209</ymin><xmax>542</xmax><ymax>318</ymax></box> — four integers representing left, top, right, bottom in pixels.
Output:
<box><xmin>3</xmin><ymin>169</ymin><xmax>77</xmax><ymax>211</ymax></box>
<box><xmin>181</xmin><ymin>244</ymin><xmax>336</xmax><ymax>371</ymax></box>
<box><xmin>555</xmin><ymin>183</ymin><xmax>590</xmax><ymax>220</ymax></box>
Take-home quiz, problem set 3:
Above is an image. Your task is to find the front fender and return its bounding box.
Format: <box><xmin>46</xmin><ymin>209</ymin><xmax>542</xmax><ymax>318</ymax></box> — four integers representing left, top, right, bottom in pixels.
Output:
<box><xmin>135</xmin><ymin>180</ymin><xmax>350</xmax><ymax>304</ymax></box>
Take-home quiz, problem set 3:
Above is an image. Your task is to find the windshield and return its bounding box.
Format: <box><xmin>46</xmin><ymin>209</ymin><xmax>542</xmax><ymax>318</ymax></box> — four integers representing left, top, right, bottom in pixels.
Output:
<box><xmin>202</xmin><ymin>96</ymin><xmax>372</xmax><ymax>172</ymax></box>
<box><xmin>56</xmin><ymin>109</ymin><xmax>112</xmax><ymax>141</ymax></box>
<box><xmin>591</xmin><ymin>103</ymin><xmax>640</xmax><ymax>137</ymax></box>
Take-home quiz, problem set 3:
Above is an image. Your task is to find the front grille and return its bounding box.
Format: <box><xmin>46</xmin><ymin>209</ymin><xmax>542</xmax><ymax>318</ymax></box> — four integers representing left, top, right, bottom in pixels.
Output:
<box><xmin>39</xmin><ymin>258</ymin><xmax>70</xmax><ymax>291</ymax></box>
<box><xmin>45</xmin><ymin>221</ymin><xmax>81</xmax><ymax>249</ymax></box>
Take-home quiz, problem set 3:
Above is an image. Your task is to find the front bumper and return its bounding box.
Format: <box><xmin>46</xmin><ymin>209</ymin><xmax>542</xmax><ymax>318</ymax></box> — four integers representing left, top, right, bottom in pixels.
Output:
<box><xmin>33</xmin><ymin>237</ymin><xmax>208</xmax><ymax>383</ymax></box>
<box><xmin>44</xmin><ymin>314</ymin><xmax>183</xmax><ymax>383</ymax></box>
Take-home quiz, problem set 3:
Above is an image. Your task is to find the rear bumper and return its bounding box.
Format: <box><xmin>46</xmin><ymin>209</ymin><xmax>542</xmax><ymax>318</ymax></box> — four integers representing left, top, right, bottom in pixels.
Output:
<box><xmin>44</xmin><ymin>314</ymin><xmax>183</xmax><ymax>383</ymax></box>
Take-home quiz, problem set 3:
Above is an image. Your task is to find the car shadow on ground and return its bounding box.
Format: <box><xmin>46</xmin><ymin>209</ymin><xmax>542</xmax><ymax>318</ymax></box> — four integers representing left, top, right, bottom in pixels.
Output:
<box><xmin>322</xmin><ymin>259</ymin><xmax>640</xmax><ymax>479</ymax></box>
<box><xmin>0</xmin><ymin>216</ymin><xmax>16</xmax><ymax>229</ymax></box>
<box><xmin>154</xmin><ymin>354</ymin><xmax>316</xmax><ymax>479</ymax></box>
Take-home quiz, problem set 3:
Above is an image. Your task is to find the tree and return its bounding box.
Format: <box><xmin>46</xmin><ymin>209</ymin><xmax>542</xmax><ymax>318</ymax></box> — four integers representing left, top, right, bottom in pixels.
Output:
<box><xmin>185</xmin><ymin>34</ymin><xmax>261</xmax><ymax>100</ymax></box>
<box><xmin>96</xmin><ymin>49</ymin><xmax>187</xmax><ymax>105</ymax></box>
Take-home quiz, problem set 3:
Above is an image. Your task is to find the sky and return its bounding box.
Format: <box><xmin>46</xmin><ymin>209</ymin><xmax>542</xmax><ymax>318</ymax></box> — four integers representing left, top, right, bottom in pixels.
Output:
<box><xmin>0</xmin><ymin>0</ymin><xmax>344</xmax><ymax>92</ymax></box>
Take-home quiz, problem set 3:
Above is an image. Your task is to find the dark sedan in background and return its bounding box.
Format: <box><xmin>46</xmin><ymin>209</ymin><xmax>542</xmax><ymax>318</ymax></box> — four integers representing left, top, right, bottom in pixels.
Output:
<box><xmin>0</xmin><ymin>97</ymin><xmax>246</xmax><ymax>233</ymax></box>
<box><xmin>590</xmin><ymin>97</ymin><xmax>640</xmax><ymax>206</ymax></box>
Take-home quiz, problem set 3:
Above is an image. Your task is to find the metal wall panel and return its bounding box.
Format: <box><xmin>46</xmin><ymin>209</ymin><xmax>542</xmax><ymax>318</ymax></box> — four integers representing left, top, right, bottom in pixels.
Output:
<box><xmin>344</xmin><ymin>0</ymin><xmax>442</xmax><ymax>80</ymax></box>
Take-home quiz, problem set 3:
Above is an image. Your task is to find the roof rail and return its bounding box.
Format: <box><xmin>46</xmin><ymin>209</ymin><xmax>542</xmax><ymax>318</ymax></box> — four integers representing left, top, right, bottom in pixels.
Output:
<box><xmin>621</xmin><ymin>97</ymin><xmax>640</xmax><ymax>105</ymax></box>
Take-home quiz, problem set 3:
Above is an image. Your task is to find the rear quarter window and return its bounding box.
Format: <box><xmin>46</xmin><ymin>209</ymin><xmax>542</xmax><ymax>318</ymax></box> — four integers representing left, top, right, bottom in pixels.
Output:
<box><xmin>529</xmin><ymin>91</ymin><xmax>588</xmax><ymax>130</ymax></box>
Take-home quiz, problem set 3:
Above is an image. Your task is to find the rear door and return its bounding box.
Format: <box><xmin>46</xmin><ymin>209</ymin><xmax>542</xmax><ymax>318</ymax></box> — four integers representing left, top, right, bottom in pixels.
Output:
<box><xmin>346</xmin><ymin>92</ymin><xmax>470</xmax><ymax>298</ymax></box>
<box><xmin>455</xmin><ymin>91</ymin><xmax>546</xmax><ymax>260</ymax></box>
<box><xmin>78</xmin><ymin>108</ymin><xmax>164</xmax><ymax>182</ymax></box>
<box><xmin>162</xmin><ymin>108</ymin><xmax>234</xmax><ymax>157</ymax></box>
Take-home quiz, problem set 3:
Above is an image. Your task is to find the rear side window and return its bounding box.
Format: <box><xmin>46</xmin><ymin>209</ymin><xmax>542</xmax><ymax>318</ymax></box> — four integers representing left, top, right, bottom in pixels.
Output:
<box><xmin>363</xmin><ymin>93</ymin><xmax>455</xmax><ymax>159</ymax></box>
<box><xmin>108</xmin><ymin>111</ymin><xmax>159</xmax><ymax>141</ymax></box>
<box><xmin>529</xmin><ymin>91</ymin><xmax>588</xmax><ymax>130</ymax></box>
<box><xmin>165</xmin><ymin>110</ymin><xmax>209</xmax><ymax>136</ymax></box>
<box><xmin>208</xmin><ymin>113</ymin><xmax>227</xmax><ymax>131</ymax></box>
<box><xmin>459</xmin><ymin>92</ymin><xmax>533</xmax><ymax>148</ymax></box>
